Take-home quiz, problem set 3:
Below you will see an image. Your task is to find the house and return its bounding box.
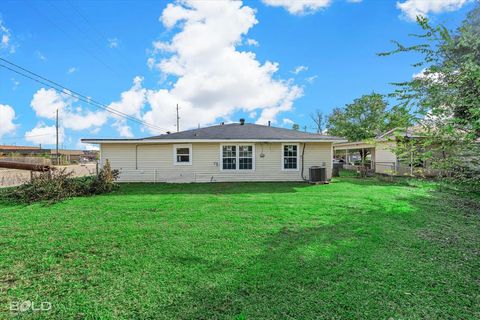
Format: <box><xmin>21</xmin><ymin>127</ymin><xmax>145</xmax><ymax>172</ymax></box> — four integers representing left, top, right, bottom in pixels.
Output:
<box><xmin>82</xmin><ymin>119</ymin><xmax>346</xmax><ymax>183</ymax></box>
<box><xmin>333</xmin><ymin>127</ymin><xmax>429</xmax><ymax>175</ymax></box>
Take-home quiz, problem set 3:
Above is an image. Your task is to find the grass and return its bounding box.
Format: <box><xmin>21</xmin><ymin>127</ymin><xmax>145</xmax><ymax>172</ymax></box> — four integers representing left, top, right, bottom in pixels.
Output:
<box><xmin>0</xmin><ymin>174</ymin><xmax>479</xmax><ymax>319</ymax></box>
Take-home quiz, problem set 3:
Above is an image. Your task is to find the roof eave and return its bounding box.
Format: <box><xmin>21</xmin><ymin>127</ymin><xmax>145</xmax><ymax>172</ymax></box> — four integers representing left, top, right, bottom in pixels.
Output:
<box><xmin>81</xmin><ymin>138</ymin><xmax>348</xmax><ymax>144</ymax></box>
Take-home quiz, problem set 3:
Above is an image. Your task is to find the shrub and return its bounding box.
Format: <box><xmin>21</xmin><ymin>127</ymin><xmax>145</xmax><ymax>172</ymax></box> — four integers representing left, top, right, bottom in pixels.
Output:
<box><xmin>90</xmin><ymin>160</ymin><xmax>120</xmax><ymax>194</ymax></box>
<box><xmin>3</xmin><ymin>160</ymin><xmax>120</xmax><ymax>204</ymax></box>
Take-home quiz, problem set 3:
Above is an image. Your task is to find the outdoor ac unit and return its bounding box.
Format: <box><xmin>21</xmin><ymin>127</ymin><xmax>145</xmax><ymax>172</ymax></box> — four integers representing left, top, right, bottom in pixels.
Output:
<box><xmin>309</xmin><ymin>166</ymin><xmax>327</xmax><ymax>183</ymax></box>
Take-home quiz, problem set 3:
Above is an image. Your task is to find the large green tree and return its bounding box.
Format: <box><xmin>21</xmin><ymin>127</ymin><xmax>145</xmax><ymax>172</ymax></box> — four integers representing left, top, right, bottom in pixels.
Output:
<box><xmin>326</xmin><ymin>93</ymin><xmax>408</xmax><ymax>141</ymax></box>
<box><xmin>380</xmin><ymin>4</ymin><xmax>480</xmax><ymax>187</ymax></box>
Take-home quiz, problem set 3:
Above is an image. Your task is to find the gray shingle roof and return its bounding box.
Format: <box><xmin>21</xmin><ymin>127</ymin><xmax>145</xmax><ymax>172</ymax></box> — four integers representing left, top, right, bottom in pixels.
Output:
<box><xmin>144</xmin><ymin>123</ymin><xmax>344</xmax><ymax>141</ymax></box>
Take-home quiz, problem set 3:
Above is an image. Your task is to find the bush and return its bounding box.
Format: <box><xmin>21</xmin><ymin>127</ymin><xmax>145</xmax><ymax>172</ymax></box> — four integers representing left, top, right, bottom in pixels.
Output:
<box><xmin>3</xmin><ymin>160</ymin><xmax>120</xmax><ymax>204</ymax></box>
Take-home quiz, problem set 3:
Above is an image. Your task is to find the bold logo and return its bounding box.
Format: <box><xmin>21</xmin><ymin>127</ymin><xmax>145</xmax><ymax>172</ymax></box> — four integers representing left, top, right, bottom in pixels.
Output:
<box><xmin>10</xmin><ymin>300</ymin><xmax>52</xmax><ymax>312</ymax></box>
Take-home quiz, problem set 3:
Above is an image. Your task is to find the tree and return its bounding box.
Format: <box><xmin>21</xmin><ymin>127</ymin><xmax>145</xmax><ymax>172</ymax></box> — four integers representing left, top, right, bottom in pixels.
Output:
<box><xmin>326</xmin><ymin>93</ymin><xmax>408</xmax><ymax>141</ymax></box>
<box><xmin>292</xmin><ymin>123</ymin><xmax>300</xmax><ymax>131</ymax></box>
<box><xmin>379</xmin><ymin>4</ymin><xmax>480</xmax><ymax>187</ymax></box>
<box><xmin>310</xmin><ymin>110</ymin><xmax>325</xmax><ymax>133</ymax></box>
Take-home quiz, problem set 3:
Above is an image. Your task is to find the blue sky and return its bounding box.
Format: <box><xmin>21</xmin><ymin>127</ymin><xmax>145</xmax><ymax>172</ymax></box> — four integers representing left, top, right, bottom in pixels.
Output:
<box><xmin>0</xmin><ymin>0</ymin><xmax>475</xmax><ymax>149</ymax></box>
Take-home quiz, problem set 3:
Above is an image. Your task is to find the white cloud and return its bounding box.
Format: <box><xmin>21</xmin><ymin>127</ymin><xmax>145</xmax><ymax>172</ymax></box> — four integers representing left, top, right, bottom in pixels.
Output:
<box><xmin>31</xmin><ymin>88</ymin><xmax>66</xmax><ymax>119</ymax></box>
<box><xmin>24</xmin><ymin>124</ymin><xmax>64</xmax><ymax>146</ymax></box>
<box><xmin>262</xmin><ymin>0</ymin><xmax>331</xmax><ymax>15</ymax></box>
<box><xmin>282</xmin><ymin>118</ymin><xmax>294</xmax><ymax>125</ymax></box>
<box><xmin>246</xmin><ymin>38</ymin><xmax>259</xmax><ymax>47</ymax></box>
<box><xmin>144</xmin><ymin>0</ymin><xmax>302</xmax><ymax>132</ymax></box>
<box><xmin>412</xmin><ymin>68</ymin><xmax>444</xmax><ymax>83</ymax></box>
<box><xmin>107</xmin><ymin>76</ymin><xmax>147</xmax><ymax>137</ymax></box>
<box><xmin>30</xmin><ymin>88</ymin><xmax>109</xmax><ymax>131</ymax></box>
<box><xmin>397</xmin><ymin>0</ymin><xmax>468</xmax><ymax>21</ymax></box>
<box><xmin>108</xmin><ymin>38</ymin><xmax>119</xmax><ymax>48</ymax></box>
<box><xmin>292</xmin><ymin>65</ymin><xmax>308</xmax><ymax>74</ymax></box>
<box><xmin>347</xmin><ymin>0</ymin><xmax>362</xmax><ymax>3</ymax></box>
<box><xmin>67</xmin><ymin>67</ymin><xmax>78</xmax><ymax>74</ymax></box>
<box><xmin>0</xmin><ymin>19</ymin><xmax>15</xmax><ymax>53</ymax></box>
<box><xmin>0</xmin><ymin>104</ymin><xmax>17</xmax><ymax>138</ymax></box>
<box><xmin>305</xmin><ymin>75</ymin><xmax>318</xmax><ymax>84</ymax></box>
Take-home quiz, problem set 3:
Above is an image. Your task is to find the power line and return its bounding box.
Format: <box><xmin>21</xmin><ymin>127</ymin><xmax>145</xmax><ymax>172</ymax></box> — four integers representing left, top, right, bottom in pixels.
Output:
<box><xmin>0</xmin><ymin>58</ymin><xmax>168</xmax><ymax>133</ymax></box>
<box><xmin>1</xmin><ymin>133</ymin><xmax>55</xmax><ymax>140</ymax></box>
<box><xmin>26</xmin><ymin>0</ymin><xmax>124</xmax><ymax>78</ymax></box>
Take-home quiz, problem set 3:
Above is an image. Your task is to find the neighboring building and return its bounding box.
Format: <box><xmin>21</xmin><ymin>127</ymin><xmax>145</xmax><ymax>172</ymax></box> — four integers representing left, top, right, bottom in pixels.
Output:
<box><xmin>0</xmin><ymin>145</ymin><xmax>98</xmax><ymax>164</ymax></box>
<box><xmin>82</xmin><ymin>120</ymin><xmax>346</xmax><ymax>183</ymax></box>
<box><xmin>333</xmin><ymin>128</ymin><xmax>428</xmax><ymax>175</ymax></box>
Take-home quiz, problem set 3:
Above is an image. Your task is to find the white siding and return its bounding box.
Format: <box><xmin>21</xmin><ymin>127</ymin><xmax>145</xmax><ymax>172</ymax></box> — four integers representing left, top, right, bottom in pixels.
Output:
<box><xmin>100</xmin><ymin>142</ymin><xmax>333</xmax><ymax>183</ymax></box>
<box><xmin>374</xmin><ymin>141</ymin><xmax>397</xmax><ymax>174</ymax></box>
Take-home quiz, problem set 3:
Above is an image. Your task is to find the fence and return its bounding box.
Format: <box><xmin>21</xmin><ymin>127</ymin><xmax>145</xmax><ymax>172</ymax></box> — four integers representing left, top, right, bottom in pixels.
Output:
<box><xmin>0</xmin><ymin>157</ymin><xmax>52</xmax><ymax>165</ymax></box>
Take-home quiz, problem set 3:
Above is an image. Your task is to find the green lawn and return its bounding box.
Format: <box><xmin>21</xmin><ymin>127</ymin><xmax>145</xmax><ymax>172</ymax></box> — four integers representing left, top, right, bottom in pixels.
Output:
<box><xmin>0</xmin><ymin>175</ymin><xmax>479</xmax><ymax>319</ymax></box>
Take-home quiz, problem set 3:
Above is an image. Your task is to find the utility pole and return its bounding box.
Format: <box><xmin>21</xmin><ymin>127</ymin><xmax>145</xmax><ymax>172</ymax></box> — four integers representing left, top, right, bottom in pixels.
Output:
<box><xmin>56</xmin><ymin>108</ymin><xmax>59</xmax><ymax>165</ymax></box>
<box><xmin>176</xmin><ymin>104</ymin><xmax>180</xmax><ymax>132</ymax></box>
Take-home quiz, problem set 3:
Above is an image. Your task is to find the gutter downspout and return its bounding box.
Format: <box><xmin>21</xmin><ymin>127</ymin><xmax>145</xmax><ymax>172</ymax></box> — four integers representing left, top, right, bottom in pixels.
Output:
<box><xmin>301</xmin><ymin>143</ymin><xmax>308</xmax><ymax>181</ymax></box>
<box><xmin>135</xmin><ymin>144</ymin><xmax>139</xmax><ymax>170</ymax></box>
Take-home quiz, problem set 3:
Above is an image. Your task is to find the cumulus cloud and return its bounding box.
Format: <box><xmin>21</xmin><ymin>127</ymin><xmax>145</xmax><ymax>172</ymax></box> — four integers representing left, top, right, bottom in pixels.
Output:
<box><xmin>107</xmin><ymin>76</ymin><xmax>147</xmax><ymax>137</ymax></box>
<box><xmin>282</xmin><ymin>118</ymin><xmax>294</xmax><ymax>125</ymax></box>
<box><xmin>144</xmin><ymin>0</ymin><xmax>302</xmax><ymax>132</ymax></box>
<box><xmin>24</xmin><ymin>124</ymin><xmax>64</xmax><ymax>145</ymax></box>
<box><xmin>262</xmin><ymin>0</ymin><xmax>331</xmax><ymax>15</ymax></box>
<box><xmin>0</xmin><ymin>104</ymin><xmax>17</xmax><ymax>138</ymax></box>
<box><xmin>30</xmin><ymin>88</ymin><xmax>109</xmax><ymax>131</ymax></box>
<box><xmin>397</xmin><ymin>0</ymin><xmax>468</xmax><ymax>21</ymax></box>
<box><xmin>28</xmin><ymin>77</ymin><xmax>146</xmax><ymax>141</ymax></box>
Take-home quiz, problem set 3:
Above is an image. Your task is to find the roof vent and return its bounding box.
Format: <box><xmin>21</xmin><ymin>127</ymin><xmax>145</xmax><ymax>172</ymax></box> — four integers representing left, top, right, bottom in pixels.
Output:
<box><xmin>166</xmin><ymin>131</ymin><xmax>171</xmax><ymax>134</ymax></box>
<box><xmin>239</xmin><ymin>118</ymin><xmax>245</xmax><ymax>125</ymax></box>
<box><xmin>221</xmin><ymin>122</ymin><xmax>224</xmax><ymax>125</ymax></box>
<box><xmin>268</xmin><ymin>120</ymin><xmax>271</xmax><ymax>127</ymax></box>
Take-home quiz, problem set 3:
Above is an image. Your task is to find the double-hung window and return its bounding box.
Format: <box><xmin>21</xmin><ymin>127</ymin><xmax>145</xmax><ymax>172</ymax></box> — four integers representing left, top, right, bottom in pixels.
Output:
<box><xmin>282</xmin><ymin>144</ymin><xmax>298</xmax><ymax>170</ymax></box>
<box><xmin>239</xmin><ymin>145</ymin><xmax>253</xmax><ymax>170</ymax></box>
<box><xmin>173</xmin><ymin>144</ymin><xmax>192</xmax><ymax>165</ymax></box>
<box><xmin>222</xmin><ymin>145</ymin><xmax>237</xmax><ymax>170</ymax></box>
<box><xmin>221</xmin><ymin>144</ymin><xmax>254</xmax><ymax>171</ymax></box>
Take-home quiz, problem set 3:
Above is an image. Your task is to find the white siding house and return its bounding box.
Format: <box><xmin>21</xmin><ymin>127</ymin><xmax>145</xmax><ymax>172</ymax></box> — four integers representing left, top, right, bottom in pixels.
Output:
<box><xmin>83</xmin><ymin>121</ymin><xmax>345</xmax><ymax>183</ymax></box>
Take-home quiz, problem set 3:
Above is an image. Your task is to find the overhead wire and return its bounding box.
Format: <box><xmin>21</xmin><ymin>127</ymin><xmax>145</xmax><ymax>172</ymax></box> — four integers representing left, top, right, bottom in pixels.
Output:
<box><xmin>0</xmin><ymin>58</ymin><xmax>168</xmax><ymax>133</ymax></box>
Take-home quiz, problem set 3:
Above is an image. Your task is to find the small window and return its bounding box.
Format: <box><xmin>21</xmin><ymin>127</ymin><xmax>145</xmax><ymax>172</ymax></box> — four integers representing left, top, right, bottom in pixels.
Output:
<box><xmin>283</xmin><ymin>144</ymin><xmax>298</xmax><ymax>170</ymax></box>
<box><xmin>173</xmin><ymin>144</ymin><xmax>192</xmax><ymax>165</ymax></box>
<box><xmin>222</xmin><ymin>145</ymin><xmax>237</xmax><ymax>170</ymax></box>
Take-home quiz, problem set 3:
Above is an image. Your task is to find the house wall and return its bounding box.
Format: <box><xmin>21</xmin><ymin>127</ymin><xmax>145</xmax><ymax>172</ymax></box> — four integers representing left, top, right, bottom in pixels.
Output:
<box><xmin>374</xmin><ymin>141</ymin><xmax>398</xmax><ymax>174</ymax></box>
<box><xmin>100</xmin><ymin>142</ymin><xmax>333</xmax><ymax>183</ymax></box>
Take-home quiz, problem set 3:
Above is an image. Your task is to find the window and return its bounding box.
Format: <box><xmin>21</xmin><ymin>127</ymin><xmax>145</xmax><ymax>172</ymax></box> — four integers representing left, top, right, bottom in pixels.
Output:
<box><xmin>282</xmin><ymin>144</ymin><xmax>298</xmax><ymax>170</ymax></box>
<box><xmin>239</xmin><ymin>145</ymin><xmax>253</xmax><ymax>170</ymax></box>
<box><xmin>222</xmin><ymin>145</ymin><xmax>236</xmax><ymax>170</ymax></box>
<box><xmin>173</xmin><ymin>144</ymin><xmax>192</xmax><ymax>165</ymax></box>
<box><xmin>221</xmin><ymin>144</ymin><xmax>254</xmax><ymax>171</ymax></box>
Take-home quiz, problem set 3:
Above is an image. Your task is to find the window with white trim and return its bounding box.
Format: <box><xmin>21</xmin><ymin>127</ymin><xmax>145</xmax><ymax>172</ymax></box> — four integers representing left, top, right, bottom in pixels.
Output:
<box><xmin>222</xmin><ymin>145</ymin><xmax>236</xmax><ymax>170</ymax></box>
<box><xmin>239</xmin><ymin>145</ymin><xmax>253</xmax><ymax>170</ymax></box>
<box><xmin>173</xmin><ymin>144</ymin><xmax>192</xmax><ymax>165</ymax></box>
<box><xmin>221</xmin><ymin>144</ymin><xmax>254</xmax><ymax>171</ymax></box>
<box><xmin>283</xmin><ymin>144</ymin><xmax>298</xmax><ymax>170</ymax></box>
